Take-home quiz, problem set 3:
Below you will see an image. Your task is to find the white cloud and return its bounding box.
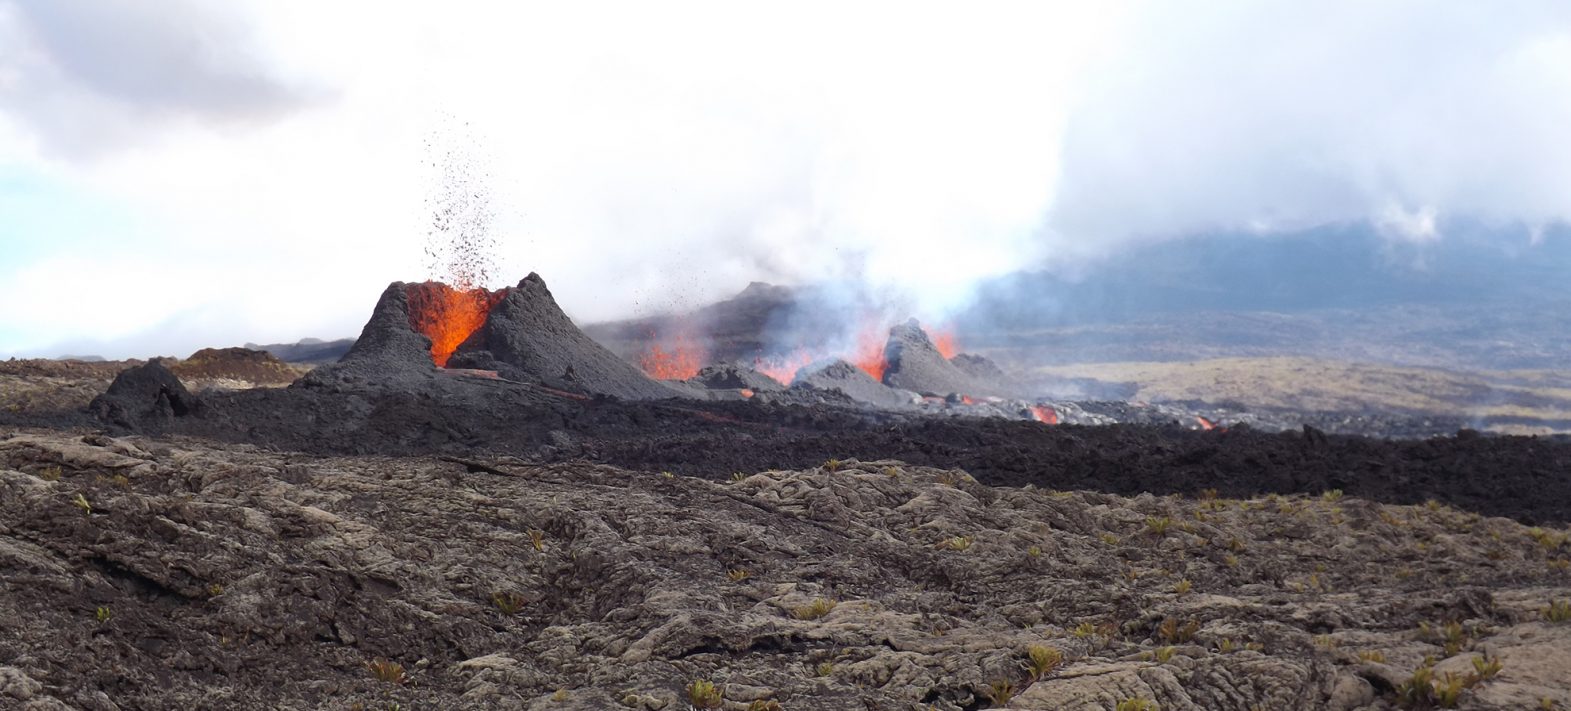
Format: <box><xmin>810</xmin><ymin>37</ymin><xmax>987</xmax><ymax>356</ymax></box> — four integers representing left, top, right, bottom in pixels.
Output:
<box><xmin>3</xmin><ymin>1</ymin><xmax>1571</xmax><ymax>359</ymax></box>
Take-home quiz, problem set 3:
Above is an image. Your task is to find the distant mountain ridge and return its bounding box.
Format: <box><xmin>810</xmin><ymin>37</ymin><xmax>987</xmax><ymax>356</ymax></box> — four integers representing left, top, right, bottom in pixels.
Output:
<box><xmin>243</xmin><ymin>338</ymin><xmax>355</xmax><ymax>365</ymax></box>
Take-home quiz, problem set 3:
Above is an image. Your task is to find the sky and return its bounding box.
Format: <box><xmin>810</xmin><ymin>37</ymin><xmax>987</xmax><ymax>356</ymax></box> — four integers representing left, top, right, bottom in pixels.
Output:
<box><xmin>1</xmin><ymin>1</ymin><xmax>1570</xmax><ymax>359</ymax></box>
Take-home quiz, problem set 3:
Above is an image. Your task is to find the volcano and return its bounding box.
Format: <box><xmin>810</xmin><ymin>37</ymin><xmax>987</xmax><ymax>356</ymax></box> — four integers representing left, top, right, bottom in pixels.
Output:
<box><xmin>881</xmin><ymin>318</ymin><xmax>1009</xmax><ymax>398</ymax></box>
<box><xmin>304</xmin><ymin>273</ymin><xmax>679</xmax><ymax>400</ymax></box>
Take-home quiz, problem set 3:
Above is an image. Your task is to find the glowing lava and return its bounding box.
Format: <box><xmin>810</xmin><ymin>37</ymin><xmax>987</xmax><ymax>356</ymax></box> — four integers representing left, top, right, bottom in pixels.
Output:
<box><xmin>931</xmin><ymin>327</ymin><xmax>960</xmax><ymax>359</ymax></box>
<box><xmin>405</xmin><ymin>282</ymin><xmax>505</xmax><ymax>367</ymax></box>
<box><xmin>1196</xmin><ymin>415</ymin><xmax>1219</xmax><ymax>431</ymax></box>
<box><xmin>852</xmin><ymin>322</ymin><xmax>888</xmax><ymax>381</ymax></box>
<box><xmin>1030</xmin><ymin>405</ymin><xmax>1059</xmax><ymax>425</ymax></box>
<box><xmin>754</xmin><ymin>348</ymin><xmax>814</xmax><ymax>386</ymax></box>
<box><xmin>639</xmin><ymin>338</ymin><xmax>705</xmax><ymax>380</ymax></box>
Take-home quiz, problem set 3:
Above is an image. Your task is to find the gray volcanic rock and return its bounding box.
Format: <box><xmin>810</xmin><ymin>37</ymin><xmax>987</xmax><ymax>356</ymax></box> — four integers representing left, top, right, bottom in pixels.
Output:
<box><xmin>453</xmin><ymin>273</ymin><xmax>679</xmax><ymax>400</ymax></box>
<box><xmin>792</xmin><ymin>359</ymin><xmax>914</xmax><ymax>408</ymax></box>
<box><xmin>299</xmin><ymin>282</ymin><xmax>438</xmax><ymax>390</ymax></box>
<box><xmin>88</xmin><ymin>360</ymin><xmax>204</xmax><ymax>430</ymax></box>
<box><xmin>4</xmin><ymin>433</ymin><xmax>1569</xmax><ymax>709</ymax></box>
<box><xmin>689</xmin><ymin>362</ymin><xmax>787</xmax><ymax>392</ymax></box>
<box><xmin>883</xmin><ymin>319</ymin><xmax>1004</xmax><ymax>397</ymax></box>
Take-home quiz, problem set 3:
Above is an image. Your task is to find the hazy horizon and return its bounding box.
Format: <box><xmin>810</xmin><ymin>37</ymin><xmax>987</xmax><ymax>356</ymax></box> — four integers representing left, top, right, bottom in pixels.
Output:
<box><xmin>4</xmin><ymin>1</ymin><xmax>1570</xmax><ymax>360</ymax></box>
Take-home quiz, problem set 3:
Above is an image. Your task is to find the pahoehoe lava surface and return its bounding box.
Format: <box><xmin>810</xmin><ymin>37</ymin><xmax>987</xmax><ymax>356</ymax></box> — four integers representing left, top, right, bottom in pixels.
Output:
<box><xmin>88</xmin><ymin>373</ymin><xmax>1571</xmax><ymax>526</ymax></box>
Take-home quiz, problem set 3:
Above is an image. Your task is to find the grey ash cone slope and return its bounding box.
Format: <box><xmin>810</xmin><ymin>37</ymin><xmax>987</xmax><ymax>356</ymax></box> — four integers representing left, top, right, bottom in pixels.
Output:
<box><xmin>451</xmin><ymin>273</ymin><xmax>680</xmax><ymax>400</ymax></box>
<box><xmin>882</xmin><ymin>318</ymin><xmax>1008</xmax><ymax>397</ymax></box>
<box><xmin>792</xmin><ymin>359</ymin><xmax>914</xmax><ymax>408</ymax></box>
<box><xmin>299</xmin><ymin>282</ymin><xmax>437</xmax><ymax>390</ymax></box>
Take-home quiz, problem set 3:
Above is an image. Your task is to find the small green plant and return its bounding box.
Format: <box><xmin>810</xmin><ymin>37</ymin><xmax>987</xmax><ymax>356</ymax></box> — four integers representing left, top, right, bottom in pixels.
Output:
<box><xmin>1154</xmin><ymin>646</ymin><xmax>1177</xmax><ymax>663</ymax></box>
<box><xmin>1026</xmin><ymin>545</ymin><xmax>1042</xmax><ymax>558</ymax></box>
<box><xmin>1215</xmin><ymin>638</ymin><xmax>1240</xmax><ymax>654</ymax></box>
<box><xmin>1173</xmin><ymin>579</ymin><xmax>1193</xmax><ymax>595</ymax></box>
<box><xmin>823</xmin><ymin>458</ymin><xmax>842</xmax><ymax>472</ymax></box>
<box><xmin>1116</xmin><ymin>699</ymin><xmax>1158</xmax><ymax>711</ymax></box>
<box><xmin>660</xmin><ymin>471</ymin><xmax>674</xmax><ymax>479</ymax></box>
<box><xmin>983</xmin><ymin>678</ymin><xmax>1016</xmax><ymax>705</ymax></box>
<box><xmin>1226</xmin><ymin>537</ymin><xmax>1247</xmax><ymax>553</ymax></box>
<box><xmin>95</xmin><ymin>606</ymin><xmax>112</xmax><ymax>623</ymax></box>
<box><xmin>726</xmin><ymin>568</ymin><xmax>752</xmax><ymax>582</ymax></box>
<box><xmin>1359</xmin><ymin>650</ymin><xmax>1388</xmax><ymax>663</ymax></box>
<box><xmin>1100</xmin><ymin>532</ymin><xmax>1121</xmax><ymax>546</ymax></box>
<box><xmin>1024</xmin><ymin>644</ymin><xmax>1063</xmax><ymax>680</ymax></box>
<box><xmin>1145</xmin><ymin>516</ymin><xmax>1173</xmax><ymax>536</ymax></box>
<box><xmin>492</xmin><ymin>591</ymin><xmax>527</xmax><ymax>615</ymax></box>
<box><xmin>730</xmin><ymin>472</ymin><xmax>747</xmax><ymax>483</ymax></box>
<box><xmin>38</xmin><ymin>464</ymin><xmax>63</xmax><ymax>481</ymax></box>
<box><xmin>685</xmin><ymin>680</ymin><xmax>724</xmax><ymax>709</ymax></box>
<box><xmin>883</xmin><ymin>466</ymin><xmax>900</xmax><ymax>478</ymax></box>
<box><xmin>1322</xmin><ymin>489</ymin><xmax>1345</xmax><ymax>502</ymax></box>
<box><xmin>1071</xmin><ymin>621</ymin><xmax>1098</xmax><ymax>638</ymax></box>
<box><xmin>72</xmin><ymin>493</ymin><xmax>91</xmax><ymax>515</ymax></box>
<box><xmin>1529</xmin><ymin>527</ymin><xmax>1568</xmax><ymax>551</ymax></box>
<box><xmin>206</xmin><ymin>583</ymin><xmax>224</xmax><ymax>598</ymax></box>
<box><xmin>1223</xmin><ymin>553</ymin><xmax>1240</xmax><ymax>567</ymax></box>
<box><xmin>1157</xmin><ymin>618</ymin><xmax>1199</xmax><ymax>644</ymax></box>
<box><xmin>794</xmin><ymin>597</ymin><xmax>837</xmax><ymax>620</ymax></box>
<box><xmin>936</xmin><ymin>536</ymin><xmax>973</xmax><ymax>551</ymax></box>
<box><xmin>527</xmin><ymin>528</ymin><xmax>545</xmax><ymax>552</ymax></box>
<box><xmin>814</xmin><ymin>660</ymin><xmax>834</xmax><ymax>677</ymax></box>
<box><xmin>1544</xmin><ymin>599</ymin><xmax>1571</xmax><ymax>623</ymax></box>
<box><xmin>1418</xmin><ymin>621</ymin><xmax>1470</xmax><ymax>656</ymax></box>
<box><xmin>551</xmin><ymin>688</ymin><xmax>569</xmax><ymax>701</ymax></box>
<box><xmin>1471</xmin><ymin>655</ymin><xmax>1503</xmax><ymax>680</ymax></box>
<box><xmin>367</xmin><ymin>659</ymin><xmax>407</xmax><ymax>685</ymax></box>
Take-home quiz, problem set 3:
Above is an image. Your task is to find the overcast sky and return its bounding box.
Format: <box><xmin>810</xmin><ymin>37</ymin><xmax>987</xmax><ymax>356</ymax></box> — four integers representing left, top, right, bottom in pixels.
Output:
<box><xmin>2</xmin><ymin>1</ymin><xmax>1569</xmax><ymax>358</ymax></box>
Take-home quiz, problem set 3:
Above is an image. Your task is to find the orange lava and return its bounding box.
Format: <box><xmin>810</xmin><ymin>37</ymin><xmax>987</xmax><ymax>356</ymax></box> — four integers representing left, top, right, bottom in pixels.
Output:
<box><xmin>930</xmin><ymin>327</ymin><xmax>960</xmax><ymax>359</ymax></box>
<box><xmin>852</xmin><ymin>322</ymin><xmax>888</xmax><ymax>381</ymax></box>
<box><xmin>1031</xmin><ymin>405</ymin><xmax>1059</xmax><ymax>425</ymax></box>
<box><xmin>639</xmin><ymin>332</ymin><xmax>706</xmax><ymax>380</ymax></box>
<box><xmin>406</xmin><ymin>282</ymin><xmax>505</xmax><ymax>367</ymax></box>
<box><xmin>1196</xmin><ymin>415</ymin><xmax>1218</xmax><ymax>431</ymax></box>
<box><xmin>755</xmin><ymin>348</ymin><xmax>814</xmax><ymax>386</ymax></box>
<box><xmin>961</xmin><ymin>395</ymin><xmax>977</xmax><ymax>405</ymax></box>
<box><xmin>738</xmin><ymin>388</ymin><xmax>755</xmax><ymax>399</ymax></box>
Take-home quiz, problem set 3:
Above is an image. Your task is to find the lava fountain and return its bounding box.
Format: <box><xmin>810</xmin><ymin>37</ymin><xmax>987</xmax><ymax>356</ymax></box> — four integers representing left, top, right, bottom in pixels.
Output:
<box><xmin>405</xmin><ymin>282</ymin><xmax>506</xmax><ymax>367</ymax></box>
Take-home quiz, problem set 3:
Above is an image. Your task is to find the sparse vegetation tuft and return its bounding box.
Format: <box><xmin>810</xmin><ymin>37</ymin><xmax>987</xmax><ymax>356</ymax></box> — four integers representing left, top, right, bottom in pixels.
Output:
<box><xmin>936</xmin><ymin>536</ymin><xmax>973</xmax><ymax>551</ymax></box>
<box><xmin>1157</xmin><ymin>618</ymin><xmax>1200</xmax><ymax>644</ymax></box>
<box><xmin>1145</xmin><ymin>516</ymin><xmax>1173</xmax><ymax>536</ymax></box>
<box><xmin>726</xmin><ymin>568</ymin><xmax>752</xmax><ymax>582</ymax></box>
<box><xmin>1543</xmin><ymin>599</ymin><xmax>1571</xmax><ymax>623</ymax></box>
<box><xmin>527</xmin><ymin>528</ymin><xmax>545</xmax><ymax>552</ymax></box>
<box><xmin>367</xmin><ymin>659</ymin><xmax>408</xmax><ymax>685</ymax></box>
<box><xmin>492</xmin><ymin>591</ymin><xmax>527</xmax><ymax>615</ymax></box>
<box><xmin>983</xmin><ymin>678</ymin><xmax>1016</xmax><ymax>705</ymax></box>
<box><xmin>794</xmin><ymin>597</ymin><xmax>837</xmax><ymax>620</ymax></box>
<box><xmin>1116</xmin><ymin>699</ymin><xmax>1158</xmax><ymax>711</ymax></box>
<box><xmin>685</xmin><ymin>680</ymin><xmax>724</xmax><ymax>709</ymax></box>
<box><xmin>1024</xmin><ymin>644</ymin><xmax>1063</xmax><ymax>680</ymax></box>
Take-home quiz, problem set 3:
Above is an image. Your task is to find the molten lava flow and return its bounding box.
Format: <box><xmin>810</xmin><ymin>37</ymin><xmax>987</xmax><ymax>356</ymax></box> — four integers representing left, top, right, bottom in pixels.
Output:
<box><xmin>754</xmin><ymin>348</ymin><xmax>814</xmax><ymax>386</ymax></box>
<box><xmin>738</xmin><ymin>388</ymin><xmax>755</xmax><ymax>399</ymax></box>
<box><xmin>639</xmin><ymin>333</ymin><xmax>706</xmax><ymax>380</ymax></box>
<box><xmin>961</xmin><ymin>395</ymin><xmax>977</xmax><ymax>406</ymax></box>
<box><xmin>1196</xmin><ymin>415</ymin><xmax>1218</xmax><ymax>431</ymax></box>
<box><xmin>930</xmin><ymin>326</ymin><xmax>960</xmax><ymax>359</ymax></box>
<box><xmin>405</xmin><ymin>282</ymin><xmax>505</xmax><ymax>367</ymax></box>
<box><xmin>1031</xmin><ymin>405</ymin><xmax>1059</xmax><ymax>425</ymax></box>
<box><xmin>852</xmin><ymin>322</ymin><xmax>888</xmax><ymax>381</ymax></box>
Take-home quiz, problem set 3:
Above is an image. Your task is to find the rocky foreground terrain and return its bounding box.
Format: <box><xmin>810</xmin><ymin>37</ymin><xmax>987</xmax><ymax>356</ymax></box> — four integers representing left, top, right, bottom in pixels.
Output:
<box><xmin>4</xmin><ymin>430</ymin><xmax>1571</xmax><ymax>710</ymax></box>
